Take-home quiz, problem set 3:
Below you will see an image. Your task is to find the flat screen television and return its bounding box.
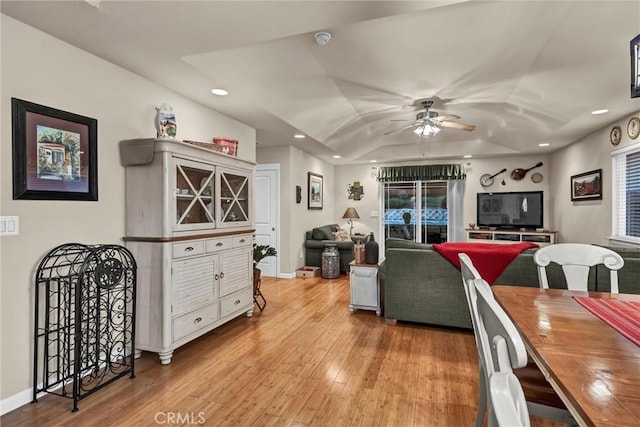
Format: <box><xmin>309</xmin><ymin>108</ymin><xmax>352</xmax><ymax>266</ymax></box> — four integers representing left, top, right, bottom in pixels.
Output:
<box><xmin>477</xmin><ymin>191</ymin><xmax>543</xmax><ymax>230</ymax></box>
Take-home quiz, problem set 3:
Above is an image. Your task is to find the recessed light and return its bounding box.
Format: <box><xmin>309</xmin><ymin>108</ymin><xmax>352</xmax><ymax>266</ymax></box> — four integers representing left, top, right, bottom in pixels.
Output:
<box><xmin>211</xmin><ymin>88</ymin><xmax>228</xmax><ymax>96</ymax></box>
<box><xmin>538</xmin><ymin>143</ymin><xmax>550</xmax><ymax>147</ymax></box>
<box><xmin>332</xmin><ymin>155</ymin><xmax>341</xmax><ymax>159</ymax></box>
<box><xmin>294</xmin><ymin>134</ymin><xmax>305</xmax><ymax>139</ymax></box>
<box><xmin>463</xmin><ymin>155</ymin><xmax>472</xmax><ymax>158</ymax></box>
<box><xmin>370</xmin><ymin>160</ymin><xmax>377</xmax><ymax>163</ymax></box>
<box><xmin>591</xmin><ymin>109</ymin><xmax>608</xmax><ymax>115</ymax></box>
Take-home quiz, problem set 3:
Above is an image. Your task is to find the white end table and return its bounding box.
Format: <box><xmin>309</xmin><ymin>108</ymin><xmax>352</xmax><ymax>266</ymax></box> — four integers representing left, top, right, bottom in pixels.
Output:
<box><xmin>348</xmin><ymin>260</ymin><xmax>382</xmax><ymax>316</ymax></box>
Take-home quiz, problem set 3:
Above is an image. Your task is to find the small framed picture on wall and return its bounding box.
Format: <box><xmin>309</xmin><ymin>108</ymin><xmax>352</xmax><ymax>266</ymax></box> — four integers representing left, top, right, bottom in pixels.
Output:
<box><xmin>307</xmin><ymin>172</ymin><xmax>323</xmax><ymax>210</ymax></box>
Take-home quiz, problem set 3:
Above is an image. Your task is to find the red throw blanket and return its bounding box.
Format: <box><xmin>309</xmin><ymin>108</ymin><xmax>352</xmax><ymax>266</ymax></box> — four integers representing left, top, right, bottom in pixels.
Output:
<box><xmin>432</xmin><ymin>242</ymin><xmax>539</xmax><ymax>284</ymax></box>
<box><xmin>574</xmin><ymin>297</ymin><xmax>640</xmax><ymax>347</ymax></box>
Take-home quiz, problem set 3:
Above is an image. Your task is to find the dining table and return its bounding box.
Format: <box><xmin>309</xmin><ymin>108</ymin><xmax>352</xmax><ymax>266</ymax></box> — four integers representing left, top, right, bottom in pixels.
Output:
<box><xmin>492</xmin><ymin>285</ymin><xmax>640</xmax><ymax>427</ymax></box>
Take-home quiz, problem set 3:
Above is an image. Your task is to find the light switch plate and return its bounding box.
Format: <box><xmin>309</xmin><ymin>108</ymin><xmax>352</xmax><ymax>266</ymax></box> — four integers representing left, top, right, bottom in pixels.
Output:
<box><xmin>0</xmin><ymin>216</ymin><xmax>19</xmax><ymax>236</ymax></box>
<box><xmin>370</xmin><ymin>211</ymin><xmax>379</xmax><ymax>218</ymax></box>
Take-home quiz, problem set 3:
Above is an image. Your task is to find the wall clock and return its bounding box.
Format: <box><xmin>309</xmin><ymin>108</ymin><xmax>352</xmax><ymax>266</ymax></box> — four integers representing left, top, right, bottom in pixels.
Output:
<box><xmin>610</xmin><ymin>125</ymin><xmax>622</xmax><ymax>146</ymax></box>
<box><xmin>627</xmin><ymin>117</ymin><xmax>640</xmax><ymax>140</ymax></box>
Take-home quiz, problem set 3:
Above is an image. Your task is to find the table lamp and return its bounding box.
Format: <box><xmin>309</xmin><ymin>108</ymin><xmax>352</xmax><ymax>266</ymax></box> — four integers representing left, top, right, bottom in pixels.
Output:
<box><xmin>342</xmin><ymin>207</ymin><xmax>360</xmax><ymax>235</ymax></box>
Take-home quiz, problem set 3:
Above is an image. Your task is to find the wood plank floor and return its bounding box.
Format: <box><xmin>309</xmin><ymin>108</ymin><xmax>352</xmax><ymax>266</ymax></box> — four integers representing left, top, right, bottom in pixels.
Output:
<box><xmin>2</xmin><ymin>275</ymin><xmax>560</xmax><ymax>426</ymax></box>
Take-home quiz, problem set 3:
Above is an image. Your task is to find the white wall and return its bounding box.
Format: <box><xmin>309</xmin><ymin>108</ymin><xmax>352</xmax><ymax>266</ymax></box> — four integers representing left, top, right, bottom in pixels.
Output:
<box><xmin>550</xmin><ymin>112</ymin><xmax>640</xmax><ymax>244</ymax></box>
<box><xmin>0</xmin><ymin>15</ymin><xmax>255</xmax><ymax>408</ymax></box>
<box><xmin>257</xmin><ymin>145</ymin><xmax>335</xmax><ymax>275</ymax></box>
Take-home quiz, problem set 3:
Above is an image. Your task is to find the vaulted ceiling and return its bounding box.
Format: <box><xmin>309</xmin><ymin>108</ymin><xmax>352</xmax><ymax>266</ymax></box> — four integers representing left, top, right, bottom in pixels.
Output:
<box><xmin>2</xmin><ymin>1</ymin><xmax>639</xmax><ymax>164</ymax></box>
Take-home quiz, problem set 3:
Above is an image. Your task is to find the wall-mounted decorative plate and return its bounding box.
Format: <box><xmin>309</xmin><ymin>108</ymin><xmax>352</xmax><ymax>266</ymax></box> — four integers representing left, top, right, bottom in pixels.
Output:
<box><xmin>531</xmin><ymin>172</ymin><xmax>543</xmax><ymax>183</ymax></box>
<box><xmin>610</xmin><ymin>125</ymin><xmax>622</xmax><ymax>146</ymax></box>
<box><xmin>627</xmin><ymin>117</ymin><xmax>640</xmax><ymax>140</ymax></box>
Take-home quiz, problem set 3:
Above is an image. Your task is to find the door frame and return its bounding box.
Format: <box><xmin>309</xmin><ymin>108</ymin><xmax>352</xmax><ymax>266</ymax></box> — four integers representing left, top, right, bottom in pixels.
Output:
<box><xmin>255</xmin><ymin>163</ymin><xmax>280</xmax><ymax>277</ymax></box>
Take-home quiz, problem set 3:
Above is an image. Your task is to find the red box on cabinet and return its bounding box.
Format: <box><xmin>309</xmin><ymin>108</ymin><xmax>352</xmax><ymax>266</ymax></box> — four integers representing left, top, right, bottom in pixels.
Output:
<box><xmin>212</xmin><ymin>137</ymin><xmax>238</xmax><ymax>157</ymax></box>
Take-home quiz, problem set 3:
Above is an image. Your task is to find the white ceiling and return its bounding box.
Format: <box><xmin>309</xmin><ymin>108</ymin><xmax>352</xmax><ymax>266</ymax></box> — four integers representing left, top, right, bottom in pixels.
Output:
<box><xmin>2</xmin><ymin>0</ymin><xmax>639</xmax><ymax>164</ymax></box>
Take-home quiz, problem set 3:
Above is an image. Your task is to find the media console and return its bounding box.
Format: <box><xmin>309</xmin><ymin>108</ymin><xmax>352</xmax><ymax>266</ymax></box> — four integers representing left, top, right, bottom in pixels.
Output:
<box><xmin>466</xmin><ymin>229</ymin><xmax>557</xmax><ymax>247</ymax></box>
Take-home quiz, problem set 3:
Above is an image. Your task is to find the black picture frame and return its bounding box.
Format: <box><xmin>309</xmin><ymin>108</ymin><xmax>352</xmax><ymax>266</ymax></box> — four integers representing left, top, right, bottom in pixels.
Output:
<box><xmin>12</xmin><ymin>98</ymin><xmax>98</xmax><ymax>201</ymax></box>
<box><xmin>631</xmin><ymin>34</ymin><xmax>640</xmax><ymax>98</ymax></box>
<box><xmin>307</xmin><ymin>172</ymin><xmax>323</xmax><ymax>210</ymax></box>
<box><xmin>570</xmin><ymin>169</ymin><xmax>602</xmax><ymax>202</ymax></box>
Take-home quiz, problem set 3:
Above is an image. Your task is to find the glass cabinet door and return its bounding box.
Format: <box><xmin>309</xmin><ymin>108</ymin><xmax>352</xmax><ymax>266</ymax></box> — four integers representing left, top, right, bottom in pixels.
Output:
<box><xmin>218</xmin><ymin>167</ymin><xmax>251</xmax><ymax>227</ymax></box>
<box><xmin>174</xmin><ymin>158</ymin><xmax>216</xmax><ymax>231</ymax></box>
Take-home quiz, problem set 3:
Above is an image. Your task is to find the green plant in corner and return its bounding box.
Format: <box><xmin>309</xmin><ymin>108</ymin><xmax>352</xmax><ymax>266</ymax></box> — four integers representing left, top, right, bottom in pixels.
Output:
<box><xmin>253</xmin><ymin>244</ymin><xmax>277</xmax><ymax>296</ymax></box>
<box><xmin>253</xmin><ymin>244</ymin><xmax>277</xmax><ymax>268</ymax></box>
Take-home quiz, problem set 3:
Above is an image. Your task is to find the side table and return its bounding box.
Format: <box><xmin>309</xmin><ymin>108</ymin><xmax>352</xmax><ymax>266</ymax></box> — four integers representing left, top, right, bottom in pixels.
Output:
<box><xmin>348</xmin><ymin>260</ymin><xmax>382</xmax><ymax>316</ymax></box>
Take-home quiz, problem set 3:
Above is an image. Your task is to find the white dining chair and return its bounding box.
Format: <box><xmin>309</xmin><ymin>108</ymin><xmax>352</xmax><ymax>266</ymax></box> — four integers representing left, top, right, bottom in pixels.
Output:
<box><xmin>472</xmin><ymin>278</ymin><xmax>576</xmax><ymax>427</ymax></box>
<box><xmin>489</xmin><ymin>372</ymin><xmax>530</xmax><ymax>427</ymax></box>
<box><xmin>533</xmin><ymin>243</ymin><xmax>624</xmax><ymax>293</ymax></box>
<box><xmin>459</xmin><ymin>253</ymin><xmax>576</xmax><ymax>427</ymax></box>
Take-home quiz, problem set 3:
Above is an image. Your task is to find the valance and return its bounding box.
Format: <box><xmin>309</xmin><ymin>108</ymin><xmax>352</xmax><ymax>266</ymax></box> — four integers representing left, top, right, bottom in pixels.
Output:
<box><xmin>376</xmin><ymin>164</ymin><xmax>466</xmax><ymax>182</ymax></box>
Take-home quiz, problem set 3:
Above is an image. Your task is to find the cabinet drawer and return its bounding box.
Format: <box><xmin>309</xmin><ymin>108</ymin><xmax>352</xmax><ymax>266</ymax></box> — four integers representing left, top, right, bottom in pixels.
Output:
<box><xmin>219</xmin><ymin>288</ymin><xmax>252</xmax><ymax>318</ymax></box>
<box><xmin>205</xmin><ymin>237</ymin><xmax>233</xmax><ymax>253</ymax></box>
<box><xmin>232</xmin><ymin>234</ymin><xmax>252</xmax><ymax>248</ymax></box>
<box><xmin>172</xmin><ymin>241</ymin><xmax>204</xmax><ymax>259</ymax></box>
<box><xmin>172</xmin><ymin>304</ymin><xmax>219</xmax><ymax>342</ymax></box>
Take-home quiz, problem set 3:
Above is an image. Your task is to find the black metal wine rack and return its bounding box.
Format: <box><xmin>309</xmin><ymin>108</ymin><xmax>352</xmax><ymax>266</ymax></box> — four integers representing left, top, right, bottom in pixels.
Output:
<box><xmin>32</xmin><ymin>243</ymin><xmax>137</xmax><ymax>412</ymax></box>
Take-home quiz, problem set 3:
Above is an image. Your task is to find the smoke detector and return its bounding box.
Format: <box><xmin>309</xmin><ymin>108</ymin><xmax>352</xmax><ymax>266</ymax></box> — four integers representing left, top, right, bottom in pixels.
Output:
<box><xmin>314</xmin><ymin>31</ymin><xmax>332</xmax><ymax>46</ymax></box>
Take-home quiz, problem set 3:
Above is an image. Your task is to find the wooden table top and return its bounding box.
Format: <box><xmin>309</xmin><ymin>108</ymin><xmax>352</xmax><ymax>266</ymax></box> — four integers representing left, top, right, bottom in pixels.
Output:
<box><xmin>492</xmin><ymin>286</ymin><xmax>640</xmax><ymax>427</ymax></box>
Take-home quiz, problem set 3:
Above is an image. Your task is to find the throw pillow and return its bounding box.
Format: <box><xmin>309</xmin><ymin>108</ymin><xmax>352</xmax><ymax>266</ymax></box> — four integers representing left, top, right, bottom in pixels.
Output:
<box><xmin>332</xmin><ymin>228</ymin><xmax>350</xmax><ymax>242</ymax></box>
<box><xmin>312</xmin><ymin>225</ymin><xmax>334</xmax><ymax>240</ymax></box>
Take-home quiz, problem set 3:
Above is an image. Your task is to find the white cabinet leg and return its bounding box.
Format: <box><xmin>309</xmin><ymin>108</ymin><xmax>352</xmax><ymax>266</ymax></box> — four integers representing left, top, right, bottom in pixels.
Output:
<box><xmin>158</xmin><ymin>350</ymin><xmax>173</xmax><ymax>365</ymax></box>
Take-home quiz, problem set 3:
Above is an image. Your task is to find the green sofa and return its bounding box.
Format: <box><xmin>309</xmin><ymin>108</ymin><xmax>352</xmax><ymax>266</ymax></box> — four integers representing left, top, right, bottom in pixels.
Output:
<box><xmin>379</xmin><ymin>238</ymin><xmax>640</xmax><ymax>329</ymax></box>
<box><xmin>304</xmin><ymin>224</ymin><xmax>357</xmax><ymax>273</ymax></box>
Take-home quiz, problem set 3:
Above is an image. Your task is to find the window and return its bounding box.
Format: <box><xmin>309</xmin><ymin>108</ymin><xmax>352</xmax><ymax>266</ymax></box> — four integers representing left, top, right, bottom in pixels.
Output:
<box><xmin>611</xmin><ymin>143</ymin><xmax>640</xmax><ymax>245</ymax></box>
<box><xmin>382</xmin><ymin>181</ymin><xmax>451</xmax><ymax>244</ymax></box>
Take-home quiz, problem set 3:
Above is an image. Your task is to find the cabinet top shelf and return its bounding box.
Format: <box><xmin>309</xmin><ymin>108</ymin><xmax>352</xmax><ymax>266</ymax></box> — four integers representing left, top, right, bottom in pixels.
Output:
<box><xmin>119</xmin><ymin>138</ymin><xmax>255</xmax><ymax>168</ymax></box>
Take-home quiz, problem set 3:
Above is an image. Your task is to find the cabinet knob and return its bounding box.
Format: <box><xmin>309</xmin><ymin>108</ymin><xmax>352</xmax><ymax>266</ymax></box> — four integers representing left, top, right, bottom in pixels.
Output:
<box><xmin>185</xmin><ymin>246</ymin><xmax>194</xmax><ymax>252</ymax></box>
<box><xmin>193</xmin><ymin>317</ymin><xmax>202</xmax><ymax>324</ymax></box>
<box><xmin>234</xmin><ymin>300</ymin><xmax>240</xmax><ymax>305</ymax></box>
<box><xmin>216</xmin><ymin>242</ymin><xmax>223</xmax><ymax>247</ymax></box>
<box><xmin>220</xmin><ymin>272</ymin><xmax>225</xmax><ymax>278</ymax></box>
<box><xmin>239</xmin><ymin>239</ymin><xmax>245</xmax><ymax>243</ymax></box>
<box><xmin>215</xmin><ymin>274</ymin><xmax>219</xmax><ymax>280</ymax></box>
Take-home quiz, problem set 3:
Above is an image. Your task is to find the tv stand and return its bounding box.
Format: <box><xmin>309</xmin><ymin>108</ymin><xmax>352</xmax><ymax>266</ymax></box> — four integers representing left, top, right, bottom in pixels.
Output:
<box><xmin>466</xmin><ymin>229</ymin><xmax>557</xmax><ymax>247</ymax></box>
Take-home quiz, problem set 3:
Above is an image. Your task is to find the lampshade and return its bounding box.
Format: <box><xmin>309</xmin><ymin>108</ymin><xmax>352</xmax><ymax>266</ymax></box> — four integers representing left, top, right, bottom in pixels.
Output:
<box><xmin>342</xmin><ymin>207</ymin><xmax>360</xmax><ymax>219</ymax></box>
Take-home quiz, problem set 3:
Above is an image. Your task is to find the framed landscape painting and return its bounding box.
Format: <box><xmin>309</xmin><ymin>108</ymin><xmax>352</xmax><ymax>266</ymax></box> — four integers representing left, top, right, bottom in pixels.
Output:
<box><xmin>571</xmin><ymin>169</ymin><xmax>602</xmax><ymax>201</ymax></box>
<box><xmin>307</xmin><ymin>172</ymin><xmax>323</xmax><ymax>210</ymax></box>
<box><xmin>12</xmin><ymin>98</ymin><xmax>98</xmax><ymax>201</ymax></box>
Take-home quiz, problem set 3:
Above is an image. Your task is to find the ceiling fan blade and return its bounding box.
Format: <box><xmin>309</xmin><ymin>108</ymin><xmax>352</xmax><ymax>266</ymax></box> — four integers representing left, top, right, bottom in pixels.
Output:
<box><xmin>384</xmin><ymin>123</ymin><xmax>418</xmax><ymax>135</ymax></box>
<box><xmin>390</xmin><ymin>119</ymin><xmax>417</xmax><ymax>122</ymax></box>
<box><xmin>433</xmin><ymin>114</ymin><xmax>460</xmax><ymax>121</ymax></box>
<box><xmin>439</xmin><ymin>121</ymin><xmax>476</xmax><ymax>131</ymax></box>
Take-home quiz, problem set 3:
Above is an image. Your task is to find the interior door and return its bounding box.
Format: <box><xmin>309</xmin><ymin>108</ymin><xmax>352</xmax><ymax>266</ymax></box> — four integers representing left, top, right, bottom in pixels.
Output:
<box><xmin>254</xmin><ymin>164</ymin><xmax>279</xmax><ymax>277</ymax></box>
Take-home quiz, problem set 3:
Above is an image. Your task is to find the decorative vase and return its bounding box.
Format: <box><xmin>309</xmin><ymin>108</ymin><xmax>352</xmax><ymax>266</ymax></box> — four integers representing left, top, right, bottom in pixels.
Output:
<box><xmin>154</xmin><ymin>102</ymin><xmax>177</xmax><ymax>138</ymax></box>
<box><xmin>321</xmin><ymin>244</ymin><xmax>340</xmax><ymax>279</ymax></box>
<box><xmin>364</xmin><ymin>232</ymin><xmax>379</xmax><ymax>264</ymax></box>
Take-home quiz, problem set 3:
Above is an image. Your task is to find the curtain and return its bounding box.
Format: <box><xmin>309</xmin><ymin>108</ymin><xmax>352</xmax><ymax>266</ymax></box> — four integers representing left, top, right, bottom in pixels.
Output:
<box><xmin>447</xmin><ymin>180</ymin><xmax>465</xmax><ymax>242</ymax></box>
<box><xmin>376</xmin><ymin>164</ymin><xmax>466</xmax><ymax>182</ymax></box>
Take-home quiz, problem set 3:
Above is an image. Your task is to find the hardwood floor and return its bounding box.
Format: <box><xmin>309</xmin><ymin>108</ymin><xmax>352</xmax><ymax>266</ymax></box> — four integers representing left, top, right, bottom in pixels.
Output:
<box><xmin>2</xmin><ymin>275</ymin><xmax>559</xmax><ymax>426</ymax></box>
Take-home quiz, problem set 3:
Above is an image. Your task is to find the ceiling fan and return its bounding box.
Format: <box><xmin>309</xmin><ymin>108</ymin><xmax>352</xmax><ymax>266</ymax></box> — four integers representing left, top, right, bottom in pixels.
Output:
<box><xmin>384</xmin><ymin>99</ymin><xmax>476</xmax><ymax>137</ymax></box>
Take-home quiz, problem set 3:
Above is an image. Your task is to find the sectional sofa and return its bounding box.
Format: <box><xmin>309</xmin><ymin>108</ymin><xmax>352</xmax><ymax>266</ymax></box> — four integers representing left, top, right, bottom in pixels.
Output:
<box><xmin>379</xmin><ymin>238</ymin><xmax>640</xmax><ymax>329</ymax></box>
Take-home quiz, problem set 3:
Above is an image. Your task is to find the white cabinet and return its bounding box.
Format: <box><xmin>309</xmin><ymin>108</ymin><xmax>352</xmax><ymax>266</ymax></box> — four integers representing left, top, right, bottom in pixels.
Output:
<box><xmin>466</xmin><ymin>229</ymin><xmax>557</xmax><ymax>247</ymax></box>
<box><xmin>121</xmin><ymin>138</ymin><xmax>255</xmax><ymax>364</ymax></box>
<box><xmin>349</xmin><ymin>261</ymin><xmax>382</xmax><ymax>316</ymax></box>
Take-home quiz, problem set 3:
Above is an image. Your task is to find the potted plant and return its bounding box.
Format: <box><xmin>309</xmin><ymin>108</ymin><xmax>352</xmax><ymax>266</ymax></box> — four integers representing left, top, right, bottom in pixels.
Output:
<box><xmin>253</xmin><ymin>244</ymin><xmax>277</xmax><ymax>293</ymax></box>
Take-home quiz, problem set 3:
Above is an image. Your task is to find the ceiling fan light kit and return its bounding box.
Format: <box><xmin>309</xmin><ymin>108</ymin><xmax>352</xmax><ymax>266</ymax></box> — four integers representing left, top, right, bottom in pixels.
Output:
<box><xmin>385</xmin><ymin>98</ymin><xmax>476</xmax><ymax>137</ymax></box>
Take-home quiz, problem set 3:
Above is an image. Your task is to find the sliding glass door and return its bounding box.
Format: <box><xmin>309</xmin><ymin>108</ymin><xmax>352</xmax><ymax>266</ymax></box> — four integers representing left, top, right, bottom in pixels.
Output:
<box><xmin>382</xmin><ymin>181</ymin><xmax>448</xmax><ymax>243</ymax></box>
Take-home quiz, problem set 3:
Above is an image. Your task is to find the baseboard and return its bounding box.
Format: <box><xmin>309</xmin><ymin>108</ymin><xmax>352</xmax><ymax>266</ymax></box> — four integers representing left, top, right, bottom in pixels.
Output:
<box><xmin>278</xmin><ymin>272</ymin><xmax>296</xmax><ymax>279</ymax></box>
<box><xmin>1</xmin><ymin>387</ymin><xmax>37</xmax><ymax>415</ymax></box>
